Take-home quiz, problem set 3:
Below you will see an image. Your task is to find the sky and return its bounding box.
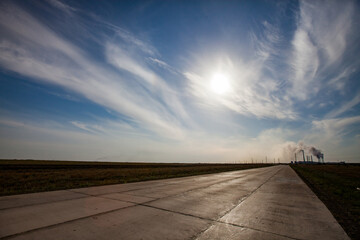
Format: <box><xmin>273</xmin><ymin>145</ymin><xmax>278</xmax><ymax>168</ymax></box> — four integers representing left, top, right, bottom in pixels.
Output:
<box><xmin>0</xmin><ymin>0</ymin><xmax>359</xmax><ymax>163</ymax></box>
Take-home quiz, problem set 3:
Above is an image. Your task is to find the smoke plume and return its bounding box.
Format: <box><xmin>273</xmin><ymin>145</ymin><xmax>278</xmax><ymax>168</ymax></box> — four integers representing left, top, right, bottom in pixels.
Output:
<box><xmin>281</xmin><ymin>141</ymin><xmax>323</xmax><ymax>161</ymax></box>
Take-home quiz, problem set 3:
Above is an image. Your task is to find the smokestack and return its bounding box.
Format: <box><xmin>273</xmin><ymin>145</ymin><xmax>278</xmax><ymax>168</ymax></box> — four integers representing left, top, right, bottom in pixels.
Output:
<box><xmin>283</xmin><ymin>142</ymin><xmax>324</xmax><ymax>164</ymax></box>
<box><xmin>308</xmin><ymin>146</ymin><xmax>324</xmax><ymax>163</ymax></box>
<box><xmin>301</xmin><ymin>150</ymin><xmax>305</xmax><ymax>162</ymax></box>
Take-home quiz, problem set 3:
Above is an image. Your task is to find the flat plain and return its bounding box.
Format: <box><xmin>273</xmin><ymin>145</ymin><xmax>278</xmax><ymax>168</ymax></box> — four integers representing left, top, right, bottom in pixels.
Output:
<box><xmin>0</xmin><ymin>160</ymin><xmax>271</xmax><ymax>196</ymax></box>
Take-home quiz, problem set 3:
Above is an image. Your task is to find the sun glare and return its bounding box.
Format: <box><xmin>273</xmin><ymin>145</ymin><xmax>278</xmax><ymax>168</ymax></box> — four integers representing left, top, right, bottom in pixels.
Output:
<box><xmin>210</xmin><ymin>73</ymin><xmax>231</xmax><ymax>95</ymax></box>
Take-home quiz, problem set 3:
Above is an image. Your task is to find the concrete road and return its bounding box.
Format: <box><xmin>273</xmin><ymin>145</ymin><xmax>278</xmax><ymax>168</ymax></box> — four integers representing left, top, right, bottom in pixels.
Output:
<box><xmin>0</xmin><ymin>165</ymin><xmax>349</xmax><ymax>240</ymax></box>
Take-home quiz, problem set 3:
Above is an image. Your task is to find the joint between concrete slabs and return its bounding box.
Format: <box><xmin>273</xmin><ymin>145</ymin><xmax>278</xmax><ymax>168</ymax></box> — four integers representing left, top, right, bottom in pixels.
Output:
<box><xmin>137</xmin><ymin>203</ymin><xmax>301</xmax><ymax>240</ymax></box>
<box><xmin>102</xmin><ymin>192</ymin><xmax>303</xmax><ymax>240</ymax></box>
<box><xmin>191</xmin><ymin>167</ymin><xmax>284</xmax><ymax>240</ymax></box>
<box><xmin>0</xmin><ymin>194</ymin><xmax>89</xmax><ymax>211</ymax></box>
<box><xmin>0</xmin><ymin>203</ymin><xmax>141</xmax><ymax>240</ymax></box>
<box><xmin>1</xmin><ymin>167</ymin><xmax>285</xmax><ymax>240</ymax></box>
<box><xmin>215</xmin><ymin>221</ymin><xmax>303</xmax><ymax>240</ymax></box>
<box><xmin>66</xmin><ymin>169</ymin><xmax>245</xmax><ymax>197</ymax></box>
<box><xmin>68</xmin><ymin>170</ymin><xmax>257</xmax><ymax>205</ymax></box>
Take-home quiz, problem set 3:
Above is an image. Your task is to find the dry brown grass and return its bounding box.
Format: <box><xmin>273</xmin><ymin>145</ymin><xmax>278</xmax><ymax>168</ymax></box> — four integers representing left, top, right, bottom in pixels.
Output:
<box><xmin>0</xmin><ymin>159</ymin><xmax>272</xmax><ymax>196</ymax></box>
<box><xmin>291</xmin><ymin>164</ymin><xmax>360</xmax><ymax>240</ymax></box>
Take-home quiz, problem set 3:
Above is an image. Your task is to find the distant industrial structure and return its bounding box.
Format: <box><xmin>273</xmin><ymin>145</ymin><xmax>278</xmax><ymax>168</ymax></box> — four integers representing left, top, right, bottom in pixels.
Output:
<box><xmin>293</xmin><ymin>149</ymin><xmax>324</xmax><ymax>164</ymax></box>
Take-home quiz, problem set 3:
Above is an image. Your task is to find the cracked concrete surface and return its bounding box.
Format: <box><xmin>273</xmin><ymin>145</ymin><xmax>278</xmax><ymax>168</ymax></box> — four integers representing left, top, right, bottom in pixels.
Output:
<box><xmin>0</xmin><ymin>165</ymin><xmax>349</xmax><ymax>240</ymax></box>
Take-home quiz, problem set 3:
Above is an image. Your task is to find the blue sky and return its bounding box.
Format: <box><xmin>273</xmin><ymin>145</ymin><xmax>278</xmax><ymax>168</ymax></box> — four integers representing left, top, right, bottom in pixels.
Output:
<box><xmin>0</xmin><ymin>0</ymin><xmax>359</xmax><ymax>163</ymax></box>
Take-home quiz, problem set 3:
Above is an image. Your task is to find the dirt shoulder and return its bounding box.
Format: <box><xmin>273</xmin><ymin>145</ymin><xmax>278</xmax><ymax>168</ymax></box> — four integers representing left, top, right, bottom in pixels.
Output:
<box><xmin>291</xmin><ymin>164</ymin><xmax>360</xmax><ymax>240</ymax></box>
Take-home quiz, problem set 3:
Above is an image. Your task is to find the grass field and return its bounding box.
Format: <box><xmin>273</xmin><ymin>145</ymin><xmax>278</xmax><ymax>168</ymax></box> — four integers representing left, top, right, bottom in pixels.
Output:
<box><xmin>0</xmin><ymin>159</ymin><xmax>272</xmax><ymax>196</ymax></box>
<box><xmin>291</xmin><ymin>164</ymin><xmax>360</xmax><ymax>240</ymax></box>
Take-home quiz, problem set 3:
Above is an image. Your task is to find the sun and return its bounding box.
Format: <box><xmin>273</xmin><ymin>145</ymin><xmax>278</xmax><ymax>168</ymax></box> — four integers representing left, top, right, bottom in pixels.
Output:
<box><xmin>210</xmin><ymin>73</ymin><xmax>231</xmax><ymax>95</ymax></box>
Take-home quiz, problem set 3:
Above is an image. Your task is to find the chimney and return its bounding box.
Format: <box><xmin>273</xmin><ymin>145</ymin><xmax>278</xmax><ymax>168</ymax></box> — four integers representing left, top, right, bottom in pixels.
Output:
<box><xmin>301</xmin><ymin>150</ymin><xmax>305</xmax><ymax>162</ymax></box>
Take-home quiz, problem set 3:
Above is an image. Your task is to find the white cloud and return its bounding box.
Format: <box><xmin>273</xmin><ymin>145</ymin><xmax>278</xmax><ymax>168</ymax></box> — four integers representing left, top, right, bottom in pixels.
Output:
<box><xmin>148</xmin><ymin>57</ymin><xmax>178</xmax><ymax>74</ymax></box>
<box><xmin>290</xmin><ymin>29</ymin><xmax>319</xmax><ymax>100</ymax></box>
<box><xmin>184</xmin><ymin>53</ymin><xmax>297</xmax><ymax>120</ymax></box>
<box><xmin>300</xmin><ymin>1</ymin><xmax>354</xmax><ymax>65</ymax></box>
<box><xmin>0</xmin><ymin>0</ymin><xmax>359</xmax><ymax>163</ymax></box>
<box><xmin>70</xmin><ymin>121</ymin><xmax>101</xmax><ymax>134</ymax></box>
<box><xmin>325</xmin><ymin>93</ymin><xmax>360</xmax><ymax>118</ymax></box>
<box><xmin>251</xmin><ymin>20</ymin><xmax>282</xmax><ymax>61</ymax></box>
<box><xmin>288</xmin><ymin>0</ymin><xmax>356</xmax><ymax>99</ymax></box>
<box><xmin>327</xmin><ymin>67</ymin><xmax>356</xmax><ymax>91</ymax></box>
<box><xmin>46</xmin><ymin>0</ymin><xmax>76</xmax><ymax>14</ymax></box>
<box><xmin>106</xmin><ymin>43</ymin><xmax>162</xmax><ymax>86</ymax></box>
<box><xmin>112</xmin><ymin>28</ymin><xmax>158</xmax><ymax>56</ymax></box>
<box><xmin>312</xmin><ymin>115</ymin><xmax>360</xmax><ymax>138</ymax></box>
<box><xmin>0</xmin><ymin>2</ymin><xmax>189</xmax><ymax>140</ymax></box>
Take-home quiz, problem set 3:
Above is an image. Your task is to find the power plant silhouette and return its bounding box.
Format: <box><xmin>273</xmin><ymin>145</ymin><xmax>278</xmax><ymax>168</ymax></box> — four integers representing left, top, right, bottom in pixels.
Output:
<box><xmin>294</xmin><ymin>149</ymin><xmax>324</xmax><ymax>164</ymax></box>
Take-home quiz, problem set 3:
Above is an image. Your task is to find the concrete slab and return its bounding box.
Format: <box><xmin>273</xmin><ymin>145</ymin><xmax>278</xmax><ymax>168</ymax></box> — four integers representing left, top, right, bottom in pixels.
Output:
<box><xmin>69</xmin><ymin>180</ymin><xmax>167</xmax><ymax>196</ymax></box>
<box><xmin>215</xmin><ymin>169</ymin><xmax>277</xmax><ymax>192</ymax></box>
<box><xmin>0</xmin><ymin>196</ymin><xmax>134</xmax><ymax>238</ymax></box>
<box><xmin>196</xmin><ymin>223</ymin><xmax>293</xmax><ymax>240</ymax></box>
<box><xmin>147</xmin><ymin>183</ymin><xmax>250</xmax><ymax>220</ymax></box>
<box><xmin>0</xmin><ymin>165</ymin><xmax>349</xmax><ymax>240</ymax></box>
<box><xmin>163</xmin><ymin>175</ymin><xmax>233</xmax><ymax>185</ymax></box>
<box><xmin>219</xmin><ymin>166</ymin><xmax>349</xmax><ymax>240</ymax></box>
<box><xmin>0</xmin><ymin>190</ymin><xmax>86</xmax><ymax>210</ymax></box>
<box><xmin>125</xmin><ymin>166</ymin><xmax>277</xmax><ymax>199</ymax></box>
<box><xmin>256</xmin><ymin>166</ymin><xmax>314</xmax><ymax>195</ymax></box>
<box><xmin>6</xmin><ymin>205</ymin><xmax>212</xmax><ymax>240</ymax></box>
<box><xmin>99</xmin><ymin>193</ymin><xmax>155</xmax><ymax>204</ymax></box>
<box><xmin>69</xmin><ymin>174</ymin><xmax>234</xmax><ymax>197</ymax></box>
<box><xmin>125</xmin><ymin>184</ymin><xmax>205</xmax><ymax>198</ymax></box>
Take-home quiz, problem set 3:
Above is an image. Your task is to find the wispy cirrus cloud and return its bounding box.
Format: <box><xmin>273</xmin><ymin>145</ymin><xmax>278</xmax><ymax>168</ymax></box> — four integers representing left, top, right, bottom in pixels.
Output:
<box><xmin>183</xmin><ymin>0</ymin><xmax>359</xmax><ymax>122</ymax></box>
<box><xmin>0</xmin><ymin>0</ymin><xmax>359</xmax><ymax>163</ymax></box>
<box><xmin>290</xmin><ymin>28</ymin><xmax>319</xmax><ymax>100</ymax></box>
<box><xmin>289</xmin><ymin>0</ymin><xmax>357</xmax><ymax>100</ymax></box>
<box><xmin>184</xmin><ymin>22</ymin><xmax>297</xmax><ymax>120</ymax></box>
<box><xmin>0</xmin><ymin>1</ymin><xmax>188</xmax><ymax>139</ymax></box>
<box><xmin>46</xmin><ymin>0</ymin><xmax>76</xmax><ymax>14</ymax></box>
<box><xmin>148</xmin><ymin>57</ymin><xmax>179</xmax><ymax>75</ymax></box>
<box><xmin>312</xmin><ymin>116</ymin><xmax>360</xmax><ymax>139</ymax></box>
<box><xmin>325</xmin><ymin>93</ymin><xmax>360</xmax><ymax>118</ymax></box>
